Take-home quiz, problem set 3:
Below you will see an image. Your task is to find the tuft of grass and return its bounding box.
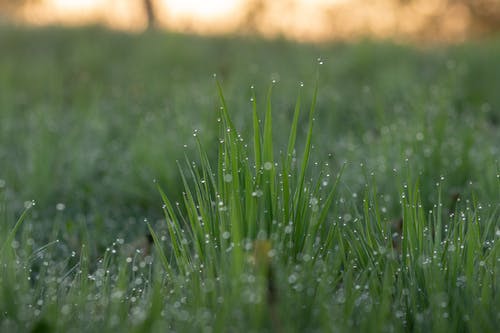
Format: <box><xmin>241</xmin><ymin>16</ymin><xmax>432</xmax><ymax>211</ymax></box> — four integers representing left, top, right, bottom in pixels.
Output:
<box><xmin>145</xmin><ymin>78</ymin><xmax>344</xmax><ymax>329</ymax></box>
<box><xmin>143</xmin><ymin>81</ymin><xmax>499</xmax><ymax>332</ymax></box>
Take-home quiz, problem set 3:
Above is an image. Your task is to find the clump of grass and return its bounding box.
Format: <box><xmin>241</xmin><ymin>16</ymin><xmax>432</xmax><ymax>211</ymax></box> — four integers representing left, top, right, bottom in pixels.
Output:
<box><xmin>147</xmin><ymin>77</ymin><xmax>345</xmax><ymax>330</ymax></box>
<box><xmin>146</xmin><ymin>79</ymin><xmax>499</xmax><ymax>332</ymax></box>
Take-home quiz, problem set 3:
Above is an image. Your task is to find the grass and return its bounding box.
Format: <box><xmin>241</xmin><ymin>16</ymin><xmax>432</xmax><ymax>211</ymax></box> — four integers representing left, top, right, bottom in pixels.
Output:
<box><xmin>0</xmin><ymin>25</ymin><xmax>499</xmax><ymax>332</ymax></box>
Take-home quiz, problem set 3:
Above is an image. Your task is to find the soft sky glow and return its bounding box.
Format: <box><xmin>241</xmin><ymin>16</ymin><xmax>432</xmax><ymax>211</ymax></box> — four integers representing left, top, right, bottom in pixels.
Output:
<box><xmin>14</xmin><ymin>0</ymin><xmax>472</xmax><ymax>42</ymax></box>
<box><xmin>163</xmin><ymin>0</ymin><xmax>242</xmax><ymax>19</ymax></box>
<box><xmin>47</xmin><ymin>0</ymin><xmax>101</xmax><ymax>12</ymax></box>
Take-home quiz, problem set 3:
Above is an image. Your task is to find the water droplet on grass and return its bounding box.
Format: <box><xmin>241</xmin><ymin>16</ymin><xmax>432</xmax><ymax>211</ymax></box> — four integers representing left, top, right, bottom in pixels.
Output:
<box><xmin>112</xmin><ymin>290</ymin><xmax>124</xmax><ymax>299</ymax></box>
<box><xmin>61</xmin><ymin>304</ymin><xmax>71</xmax><ymax>315</ymax></box>
<box><xmin>251</xmin><ymin>190</ymin><xmax>263</xmax><ymax>197</ymax></box>
<box><xmin>24</xmin><ymin>200</ymin><xmax>35</xmax><ymax>209</ymax></box>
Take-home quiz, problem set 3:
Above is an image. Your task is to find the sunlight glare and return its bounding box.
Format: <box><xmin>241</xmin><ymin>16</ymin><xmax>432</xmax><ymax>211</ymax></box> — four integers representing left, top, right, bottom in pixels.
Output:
<box><xmin>14</xmin><ymin>0</ymin><xmax>473</xmax><ymax>42</ymax></box>
<box><xmin>163</xmin><ymin>0</ymin><xmax>241</xmax><ymax>19</ymax></box>
<box><xmin>48</xmin><ymin>0</ymin><xmax>101</xmax><ymax>12</ymax></box>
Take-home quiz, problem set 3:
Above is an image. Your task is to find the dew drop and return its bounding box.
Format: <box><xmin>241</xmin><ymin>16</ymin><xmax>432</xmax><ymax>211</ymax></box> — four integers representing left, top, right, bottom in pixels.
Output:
<box><xmin>251</xmin><ymin>190</ymin><xmax>263</xmax><ymax>197</ymax></box>
<box><xmin>60</xmin><ymin>304</ymin><xmax>71</xmax><ymax>315</ymax></box>
<box><xmin>24</xmin><ymin>200</ymin><xmax>35</xmax><ymax>209</ymax></box>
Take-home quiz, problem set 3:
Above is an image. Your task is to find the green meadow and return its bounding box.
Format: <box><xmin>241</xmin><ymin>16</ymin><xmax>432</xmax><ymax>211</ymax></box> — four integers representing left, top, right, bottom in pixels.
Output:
<box><xmin>0</xmin><ymin>26</ymin><xmax>499</xmax><ymax>332</ymax></box>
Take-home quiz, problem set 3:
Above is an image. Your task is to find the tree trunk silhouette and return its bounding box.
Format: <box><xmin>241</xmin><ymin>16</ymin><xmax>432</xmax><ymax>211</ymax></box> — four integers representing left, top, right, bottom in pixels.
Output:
<box><xmin>240</xmin><ymin>0</ymin><xmax>267</xmax><ymax>33</ymax></box>
<box><xmin>143</xmin><ymin>0</ymin><xmax>156</xmax><ymax>29</ymax></box>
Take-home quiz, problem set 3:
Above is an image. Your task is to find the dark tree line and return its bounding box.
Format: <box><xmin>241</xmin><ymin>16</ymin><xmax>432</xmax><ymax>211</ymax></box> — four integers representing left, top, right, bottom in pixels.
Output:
<box><xmin>0</xmin><ymin>0</ymin><xmax>159</xmax><ymax>29</ymax></box>
<box><xmin>463</xmin><ymin>0</ymin><xmax>500</xmax><ymax>31</ymax></box>
<box><xmin>399</xmin><ymin>0</ymin><xmax>500</xmax><ymax>33</ymax></box>
<box><xmin>2</xmin><ymin>0</ymin><xmax>500</xmax><ymax>36</ymax></box>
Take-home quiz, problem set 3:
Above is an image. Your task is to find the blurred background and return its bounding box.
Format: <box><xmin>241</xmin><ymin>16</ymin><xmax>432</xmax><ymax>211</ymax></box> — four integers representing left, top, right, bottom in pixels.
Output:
<box><xmin>1</xmin><ymin>0</ymin><xmax>500</xmax><ymax>42</ymax></box>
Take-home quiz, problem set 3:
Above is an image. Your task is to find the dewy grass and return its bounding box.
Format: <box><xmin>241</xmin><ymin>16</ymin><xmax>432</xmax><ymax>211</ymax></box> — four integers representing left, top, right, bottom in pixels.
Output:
<box><xmin>0</xmin><ymin>201</ymin><xmax>32</xmax><ymax>258</ymax></box>
<box><xmin>0</xmin><ymin>65</ymin><xmax>498</xmax><ymax>331</ymax></box>
<box><xmin>144</xmin><ymin>80</ymin><xmax>499</xmax><ymax>332</ymax></box>
<box><xmin>152</xmin><ymin>78</ymin><xmax>341</xmax><ymax>263</ymax></box>
<box><xmin>144</xmin><ymin>78</ymin><xmax>345</xmax><ymax>329</ymax></box>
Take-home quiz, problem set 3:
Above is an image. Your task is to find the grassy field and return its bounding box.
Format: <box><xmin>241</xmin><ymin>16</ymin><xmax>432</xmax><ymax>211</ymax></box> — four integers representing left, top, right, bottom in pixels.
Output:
<box><xmin>0</xmin><ymin>26</ymin><xmax>499</xmax><ymax>332</ymax></box>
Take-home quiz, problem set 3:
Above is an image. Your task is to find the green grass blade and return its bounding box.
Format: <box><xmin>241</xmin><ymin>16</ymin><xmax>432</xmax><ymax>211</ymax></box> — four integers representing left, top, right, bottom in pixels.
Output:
<box><xmin>0</xmin><ymin>205</ymin><xmax>31</xmax><ymax>256</ymax></box>
<box><xmin>252</xmin><ymin>87</ymin><xmax>262</xmax><ymax>171</ymax></box>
